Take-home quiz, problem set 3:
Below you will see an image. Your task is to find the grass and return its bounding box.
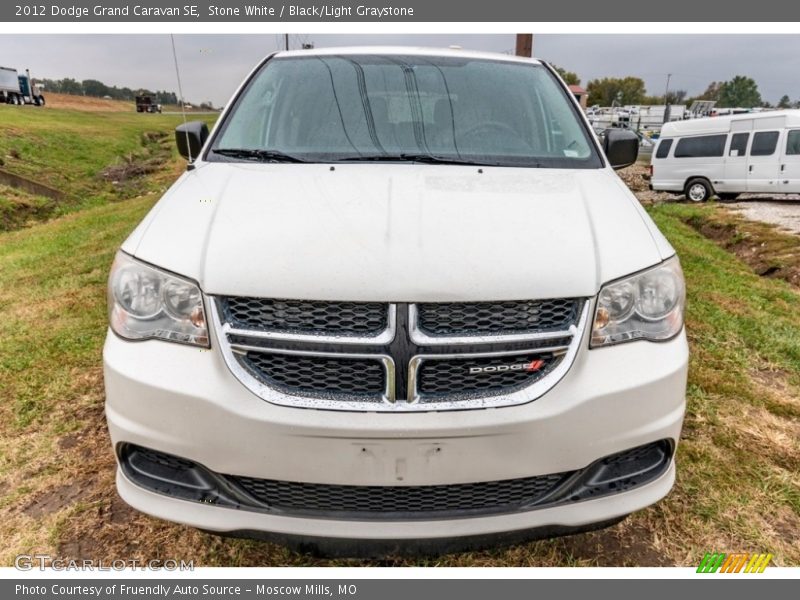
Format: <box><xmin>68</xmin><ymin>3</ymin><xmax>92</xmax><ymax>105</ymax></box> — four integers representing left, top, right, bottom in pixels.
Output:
<box><xmin>0</xmin><ymin>104</ymin><xmax>798</xmax><ymax>565</ymax></box>
<box><xmin>0</xmin><ymin>103</ymin><xmax>215</xmax><ymax>231</ymax></box>
<box><xmin>647</xmin><ymin>203</ymin><xmax>800</xmax><ymax>559</ymax></box>
<box><xmin>0</xmin><ymin>185</ymin><xmax>53</xmax><ymax>230</ymax></box>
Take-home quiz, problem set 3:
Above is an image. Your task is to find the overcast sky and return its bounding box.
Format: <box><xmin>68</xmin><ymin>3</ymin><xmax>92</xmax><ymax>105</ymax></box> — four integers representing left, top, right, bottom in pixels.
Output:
<box><xmin>0</xmin><ymin>34</ymin><xmax>799</xmax><ymax>106</ymax></box>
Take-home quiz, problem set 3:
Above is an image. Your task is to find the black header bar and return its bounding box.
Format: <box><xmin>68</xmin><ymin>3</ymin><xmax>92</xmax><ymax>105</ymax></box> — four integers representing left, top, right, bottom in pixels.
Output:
<box><xmin>3</xmin><ymin>1</ymin><xmax>798</xmax><ymax>22</ymax></box>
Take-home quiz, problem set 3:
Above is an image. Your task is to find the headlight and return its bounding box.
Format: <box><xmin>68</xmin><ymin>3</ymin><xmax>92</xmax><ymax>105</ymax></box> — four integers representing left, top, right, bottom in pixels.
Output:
<box><xmin>108</xmin><ymin>251</ymin><xmax>208</xmax><ymax>347</ymax></box>
<box><xmin>591</xmin><ymin>256</ymin><xmax>685</xmax><ymax>347</ymax></box>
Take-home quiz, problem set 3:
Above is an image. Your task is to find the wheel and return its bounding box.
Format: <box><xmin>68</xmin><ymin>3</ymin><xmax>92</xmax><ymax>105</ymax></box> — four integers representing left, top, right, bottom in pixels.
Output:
<box><xmin>684</xmin><ymin>178</ymin><xmax>713</xmax><ymax>203</ymax></box>
<box><xmin>33</xmin><ymin>96</ymin><xmax>40</xmax><ymax>106</ymax></box>
<box><xmin>718</xmin><ymin>193</ymin><xmax>740</xmax><ymax>202</ymax></box>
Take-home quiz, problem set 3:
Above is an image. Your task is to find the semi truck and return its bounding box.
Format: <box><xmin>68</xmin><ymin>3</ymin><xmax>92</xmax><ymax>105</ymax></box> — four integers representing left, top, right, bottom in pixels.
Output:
<box><xmin>0</xmin><ymin>66</ymin><xmax>45</xmax><ymax>106</ymax></box>
<box><xmin>135</xmin><ymin>95</ymin><xmax>162</xmax><ymax>113</ymax></box>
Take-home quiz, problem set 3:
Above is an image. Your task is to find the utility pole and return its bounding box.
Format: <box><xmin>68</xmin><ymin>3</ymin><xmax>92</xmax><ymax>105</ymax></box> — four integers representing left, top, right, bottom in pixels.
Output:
<box><xmin>284</xmin><ymin>34</ymin><xmax>289</xmax><ymax>51</ymax></box>
<box><xmin>515</xmin><ymin>34</ymin><xmax>533</xmax><ymax>57</ymax></box>
<box><xmin>663</xmin><ymin>73</ymin><xmax>673</xmax><ymax>124</ymax></box>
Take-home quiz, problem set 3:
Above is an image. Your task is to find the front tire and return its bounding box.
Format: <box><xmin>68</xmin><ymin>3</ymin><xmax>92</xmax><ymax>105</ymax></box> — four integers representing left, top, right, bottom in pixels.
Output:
<box><xmin>685</xmin><ymin>178</ymin><xmax>713</xmax><ymax>203</ymax></box>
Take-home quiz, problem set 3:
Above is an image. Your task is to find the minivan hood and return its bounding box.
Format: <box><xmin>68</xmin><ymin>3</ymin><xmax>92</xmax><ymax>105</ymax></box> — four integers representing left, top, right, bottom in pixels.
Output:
<box><xmin>125</xmin><ymin>163</ymin><xmax>671</xmax><ymax>301</ymax></box>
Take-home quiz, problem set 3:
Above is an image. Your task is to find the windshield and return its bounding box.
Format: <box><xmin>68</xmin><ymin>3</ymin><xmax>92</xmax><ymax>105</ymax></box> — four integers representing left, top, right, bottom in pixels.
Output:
<box><xmin>209</xmin><ymin>54</ymin><xmax>601</xmax><ymax>168</ymax></box>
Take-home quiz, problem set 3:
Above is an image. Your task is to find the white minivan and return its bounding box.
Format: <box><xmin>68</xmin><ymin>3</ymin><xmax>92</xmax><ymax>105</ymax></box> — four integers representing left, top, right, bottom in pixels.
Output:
<box><xmin>651</xmin><ymin>110</ymin><xmax>800</xmax><ymax>202</ymax></box>
<box><xmin>104</xmin><ymin>47</ymin><xmax>688</xmax><ymax>556</ymax></box>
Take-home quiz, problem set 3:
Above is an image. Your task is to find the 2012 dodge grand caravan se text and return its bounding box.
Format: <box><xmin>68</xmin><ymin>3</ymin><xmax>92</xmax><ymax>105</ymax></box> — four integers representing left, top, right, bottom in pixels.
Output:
<box><xmin>103</xmin><ymin>47</ymin><xmax>688</xmax><ymax>555</ymax></box>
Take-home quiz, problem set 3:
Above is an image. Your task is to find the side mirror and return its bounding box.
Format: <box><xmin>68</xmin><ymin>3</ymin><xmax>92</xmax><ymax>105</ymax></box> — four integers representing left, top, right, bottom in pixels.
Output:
<box><xmin>602</xmin><ymin>128</ymin><xmax>639</xmax><ymax>170</ymax></box>
<box><xmin>175</xmin><ymin>121</ymin><xmax>209</xmax><ymax>161</ymax></box>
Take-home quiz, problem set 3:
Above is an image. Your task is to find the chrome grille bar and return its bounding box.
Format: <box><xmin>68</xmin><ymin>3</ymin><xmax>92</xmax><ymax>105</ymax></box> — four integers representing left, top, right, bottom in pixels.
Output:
<box><xmin>218</xmin><ymin>300</ymin><xmax>397</xmax><ymax>345</ymax></box>
<box><xmin>211</xmin><ymin>297</ymin><xmax>590</xmax><ymax>412</ymax></box>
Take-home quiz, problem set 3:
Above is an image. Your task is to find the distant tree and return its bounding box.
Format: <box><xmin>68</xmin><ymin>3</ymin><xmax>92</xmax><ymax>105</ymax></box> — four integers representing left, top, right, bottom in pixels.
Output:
<box><xmin>696</xmin><ymin>81</ymin><xmax>723</xmax><ymax>102</ymax></box>
<box><xmin>665</xmin><ymin>89</ymin><xmax>687</xmax><ymax>104</ymax></box>
<box><xmin>58</xmin><ymin>78</ymin><xmax>83</xmax><ymax>95</ymax></box>
<box><xmin>778</xmin><ymin>95</ymin><xmax>792</xmax><ymax>108</ymax></box>
<box><xmin>641</xmin><ymin>90</ymin><xmax>687</xmax><ymax>105</ymax></box>
<box><xmin>551</xmin><ymin>64</ymin><xmax>581</xmax><ymax>86</ymax></box>
<box><xmin>199</xmin><ymin>101</ymin><xmax>215</xmax><ymax>110</ymax></box>
<box><xmin>39</xmin><ymin>78</ymin><xmax>59</xmax><ymax>92</ymax></box>
<box><xmin>81</xmin><ymin>79</ymin><xmax>109</xmax><ymax>97</ymax></box>
<box><xmin>717</xmin><ymin>75</ymin><xmax>762</xmax><ymax>108</ymax></box>
<box><xmin>586</xmin><ymin>77</ymin><xmax>647</xmax><ymax>106</ymax></box>
<box><xmin>33</xmin><ymin>75</ymin><xmax>180</xmax><ymax>103</ymax></box>
<box><xmin>156</xmin><ymin>90</ymin><xmax>178</xmax><ymax>105</ymax></box>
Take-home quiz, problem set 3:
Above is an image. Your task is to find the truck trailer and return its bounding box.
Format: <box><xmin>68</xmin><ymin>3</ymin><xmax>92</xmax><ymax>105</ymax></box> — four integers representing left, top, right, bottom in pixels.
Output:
<box><xmin>1</xmin><ymin>66</ymin><xmax>45</xmax><ymax>106</ymax></box>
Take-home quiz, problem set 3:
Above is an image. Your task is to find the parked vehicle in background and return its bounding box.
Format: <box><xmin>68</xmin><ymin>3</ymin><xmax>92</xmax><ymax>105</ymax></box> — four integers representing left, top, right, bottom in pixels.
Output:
<box><xmin>0</xmin><ymin>66</ymin><xmax>45</xmax><ymax>106</ymax></box>
<box><xmin>586</xmin><ymin>104</ymin><xmax>687</xmax><ymax>135</ymax></box>
<box><xmin>135</xmin><ymin>94</ymin><xmax>162</xmax><ymax>113</ymax></box>
<box><xmin>651</xmin><ymin>110</ymin><xmax>800</xmax><ymax>201</ymax></box>
<box><xmin>104</xmin><ymin>47</ymin><xmax>687</xmax><ymax>556</ymax></box>
<box><xmin>0</xmin><ymin>66</ymin><xmax>18</xmax><ymax>102</ymax></box>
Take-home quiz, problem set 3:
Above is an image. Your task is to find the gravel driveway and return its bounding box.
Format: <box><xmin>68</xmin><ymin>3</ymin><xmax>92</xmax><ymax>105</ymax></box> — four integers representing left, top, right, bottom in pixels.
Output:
<box><xmin>724</xmin><ymin>196</ymin><xmax>800</xmax><ymax>235</ymax></box>
<box><xmin>618</xmin><ymin>165</ymin><xmax>800</xmax><ymax>235</ymax></box>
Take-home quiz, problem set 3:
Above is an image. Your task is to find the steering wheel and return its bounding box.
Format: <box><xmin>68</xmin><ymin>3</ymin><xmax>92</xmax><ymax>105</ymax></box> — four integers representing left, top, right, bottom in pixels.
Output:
<box><xmin>460</xmin><ymin>121</ymin><xmax>531</xmax><ymax>151</ymax></box>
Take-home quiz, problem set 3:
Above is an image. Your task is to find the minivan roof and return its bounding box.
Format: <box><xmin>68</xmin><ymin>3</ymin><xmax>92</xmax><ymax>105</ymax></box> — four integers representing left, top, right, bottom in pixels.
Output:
<box><xmin>272</xmin><ymin>46</ymin><xmax>544</xmax><ymax>66</ymax></box>
<box><xmin>661</xmin><ymin>109</ymin><xmax>800</xmax><ymax>137</ymax></box>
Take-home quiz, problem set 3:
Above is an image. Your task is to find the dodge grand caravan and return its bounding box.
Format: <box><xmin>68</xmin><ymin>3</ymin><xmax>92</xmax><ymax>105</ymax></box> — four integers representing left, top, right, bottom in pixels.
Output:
<box><xmin>104</xmin><ymin>47</ymin><xmax>688</xmax><ymax>555</ymax></box>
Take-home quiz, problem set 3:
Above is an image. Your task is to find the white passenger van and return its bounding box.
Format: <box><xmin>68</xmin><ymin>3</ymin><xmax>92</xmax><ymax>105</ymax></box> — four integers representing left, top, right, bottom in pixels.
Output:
<box><xmin>651</xmin><ymin>110</ymin><xmax>800</xmax><ymax>202</ymax></box>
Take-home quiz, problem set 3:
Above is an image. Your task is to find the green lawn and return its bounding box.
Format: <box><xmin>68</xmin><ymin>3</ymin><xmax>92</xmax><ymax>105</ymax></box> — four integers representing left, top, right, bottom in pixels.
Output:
<box><xmin>0</xmin><ymin>104</ymin><xmax>215</xmax><ymax>230</ymax></box>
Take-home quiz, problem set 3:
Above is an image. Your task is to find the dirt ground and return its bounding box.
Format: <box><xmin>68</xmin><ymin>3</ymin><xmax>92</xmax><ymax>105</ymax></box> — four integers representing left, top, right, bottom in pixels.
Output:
<box><xmin>42</xmin><ymin>93</ymin><xmax>215</xmax><ymax>115</ymax></box>
<box><xmin>44</xmin><ymin>93</ymin><xmax>132</xmax><ymax>112</ymax></box>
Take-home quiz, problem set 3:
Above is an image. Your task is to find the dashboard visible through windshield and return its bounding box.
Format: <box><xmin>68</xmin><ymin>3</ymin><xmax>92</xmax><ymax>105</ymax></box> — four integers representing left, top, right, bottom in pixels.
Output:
<box><xmin>208</xmin><ymin>53</ymin><xmax>602</xmax><ymax>169</ymax></box>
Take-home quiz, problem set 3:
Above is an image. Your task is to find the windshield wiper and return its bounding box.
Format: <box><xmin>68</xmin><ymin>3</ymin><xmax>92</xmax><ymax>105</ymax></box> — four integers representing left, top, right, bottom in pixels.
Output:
<box><xmin>213</xmin><ymin>148</ymin><xmax>307</xmax><ymax>163</ymax></box>
<box><xmin>334</xmin><ymin>153</ymin><xmax>503</xmax><ymax>167</ymax></box>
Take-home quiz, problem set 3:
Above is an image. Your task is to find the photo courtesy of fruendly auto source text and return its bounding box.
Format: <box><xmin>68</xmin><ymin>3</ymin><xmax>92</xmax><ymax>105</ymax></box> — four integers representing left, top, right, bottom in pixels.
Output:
<box><xmin>0</xmin><ymin>0</ymin><xmax>798</xmax><ymax>597</ymax></box>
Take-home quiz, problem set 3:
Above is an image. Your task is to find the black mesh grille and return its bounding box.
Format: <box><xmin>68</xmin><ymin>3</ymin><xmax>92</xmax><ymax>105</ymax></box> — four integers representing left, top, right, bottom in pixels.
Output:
<box><xmin>131</xmin><ymin>446</ymin><xmax>195</xmax><ymax>471</ymax></box>
<box><xmin>119</xmin><ymin>441</ymin><xmax>673</xmax><ymax>519</ymax></box>
<box><xmin>602</xmin><ymin>443</ymin><xmax>661</xmax><ymax>465</ymax></box>
<box><xmin>417</xmin><ymin>299</ymin><xmax>582</xmax><ymax>336</ymax></box>
<box><xmin>221</xmin><ymin>297</ymin><xmax>389</xmax><ymax>336</ymax></box>
<box><xmin>418</xmin><ymin>352</ymin><xmax>562</xmax><ymax>397</ymax></box>
<box><xmin>230</xmin><ymin>472</ymin><xmax>568</xmax><ymax>517</ymax></box>
<box><xmin>240</xmin><ymin>352</ymin><xmax>386</xmax><ymax>397</ymax></box>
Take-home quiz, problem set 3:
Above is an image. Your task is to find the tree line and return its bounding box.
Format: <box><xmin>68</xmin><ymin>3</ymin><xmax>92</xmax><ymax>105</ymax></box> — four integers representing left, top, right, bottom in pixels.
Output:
<box><xmin>552</xmin><ymin>66</ymin><xmax>799</xmax><ymax>109</ymax></box>
<box><xmin>37</xmin><ymin>77</ymin><xmax>182</xmax><ymax>105</ymax></box>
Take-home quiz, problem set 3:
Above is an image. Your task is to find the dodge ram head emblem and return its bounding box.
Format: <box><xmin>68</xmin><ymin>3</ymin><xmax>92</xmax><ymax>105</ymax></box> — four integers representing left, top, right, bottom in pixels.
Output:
<box><xmin>469</xmin><ymin>359</ymin><xmax>545</xmax><ymax>375</ymax></box>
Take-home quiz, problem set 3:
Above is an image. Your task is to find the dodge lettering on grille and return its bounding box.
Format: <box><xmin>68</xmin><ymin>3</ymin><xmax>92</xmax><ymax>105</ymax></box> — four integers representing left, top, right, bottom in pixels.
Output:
<box><xmin>469</xmin><ymin>359</ymin><xmax>545</xmax><ymax>375</ymax></box>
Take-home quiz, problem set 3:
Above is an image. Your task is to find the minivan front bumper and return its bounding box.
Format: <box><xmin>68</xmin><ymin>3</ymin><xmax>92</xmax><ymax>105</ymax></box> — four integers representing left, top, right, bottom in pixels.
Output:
<box><xmin>103</xmin><ymin>326</ymin><xmax>687</xmax><ymax>546</ymax></box>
